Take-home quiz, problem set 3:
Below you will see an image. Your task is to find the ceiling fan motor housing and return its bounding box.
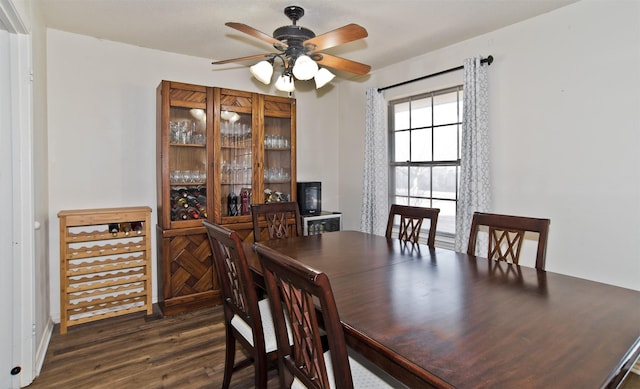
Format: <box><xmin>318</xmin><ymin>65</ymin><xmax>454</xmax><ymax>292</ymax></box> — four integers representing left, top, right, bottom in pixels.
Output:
<box><xmin>273</xmin><ymin>25</ymin><xmax>315</xmax><ymax>46</ymax></box>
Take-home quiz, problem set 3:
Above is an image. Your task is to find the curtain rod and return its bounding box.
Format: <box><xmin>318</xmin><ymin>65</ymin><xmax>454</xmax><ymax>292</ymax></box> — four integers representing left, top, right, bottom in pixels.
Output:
<box><xmin>377</xmin><ymin>55</ymin><xmax>493</xmax><ymax>92</ymax></box>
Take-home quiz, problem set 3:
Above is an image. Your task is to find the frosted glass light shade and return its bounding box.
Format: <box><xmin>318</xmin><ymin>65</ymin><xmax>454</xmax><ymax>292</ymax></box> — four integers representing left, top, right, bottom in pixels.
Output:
<box><xmin>275</xmin><ymin>74</ymin><xmax>295</xmax><ymax>92</ymax></box>
<box><xmin>221</xmin><ymin>110</ymin><xmax>240</xmax><ymax>123</ymax></box>
<box><xmin>189</xmin><ymin>108</ymin><xmax>206</xmax><ymax>120</ymax></box>
<box><xmin>292</xmin><ymin>55</ymin><xmax>318</xmax><ymax>81</ymax></box>
<box><xmin>229</xmin><ymin>112</ymin><xmax>240</xmax><ymax>123</ymax></box>
<box><xmin>314</xmin><ymin>68</ymin><xmax>335</xmax><ymax>89</ymax></box>
<box><xmin>250</xmin><ymin>60</ymin><xmax>274</xmax><ymax>84</ymax></box>
<box><xmin>220</xmin><ymin>110</ymin><xmax>234</xmax><ymax>121</ymax></box>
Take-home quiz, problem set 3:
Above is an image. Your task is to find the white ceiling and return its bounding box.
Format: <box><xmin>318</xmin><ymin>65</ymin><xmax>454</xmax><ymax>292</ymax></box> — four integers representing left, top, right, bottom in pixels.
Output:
<box><xmin>39</xmin><ymin>0</ymin><xmax>577</xmax><ymax>77</ymax></box>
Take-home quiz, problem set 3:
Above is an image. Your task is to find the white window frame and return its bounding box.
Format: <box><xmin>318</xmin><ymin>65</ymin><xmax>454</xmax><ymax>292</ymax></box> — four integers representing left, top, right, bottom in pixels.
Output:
<box><xmin>388</xmin><ymin>85</ymin><xmax>463</xmax><ymax>241</ymax></box>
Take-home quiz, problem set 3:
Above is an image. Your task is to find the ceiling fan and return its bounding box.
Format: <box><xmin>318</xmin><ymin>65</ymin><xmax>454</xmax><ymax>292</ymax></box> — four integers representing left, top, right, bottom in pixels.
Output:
<box><xmin>212</xmin><ymin>5</ymin><xmax>370</xmax><ymax>91</ymax></box>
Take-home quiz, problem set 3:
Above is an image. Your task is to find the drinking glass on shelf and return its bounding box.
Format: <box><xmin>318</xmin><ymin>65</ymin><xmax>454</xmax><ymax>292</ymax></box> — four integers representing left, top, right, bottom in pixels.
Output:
<box><xmin>193</xmin><ymin>132</ymin><xmax>205</xmax><ymax>145</ymax></box>
<box><xmin>170</xmin><ymin>122</ymin><xmax>179</xmax><ymax>143</ymax></box>
<box><xmin>170</xmin><ymin>170</ymin><xmax>180</xmax><ymax>184</ymax></box>
<box><xmin>221</xmin><ymin>122</ymin><xmax>228</xmax><ymax>146</ymax></box>
<box><xmin>176</xmin><ymin>120</ymin><xmax>189</xmax><ymax>144</ymax></box>
<box><xmin>222</xmin><ymin>160</ymin><xmax>229</xmax><ymax>183</ymax></box>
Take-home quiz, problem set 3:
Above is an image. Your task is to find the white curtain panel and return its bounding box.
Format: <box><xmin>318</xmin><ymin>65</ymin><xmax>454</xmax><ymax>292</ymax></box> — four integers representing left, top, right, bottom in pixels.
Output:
<box><xmin>360</xmin><ymin>88</ymin><xmax>388</xmax><ymax>235</ymax></box>
<box><xmin>454</xmin><ymin>57</ymin><xmax>491</xmax><ymax>252</ymax></box>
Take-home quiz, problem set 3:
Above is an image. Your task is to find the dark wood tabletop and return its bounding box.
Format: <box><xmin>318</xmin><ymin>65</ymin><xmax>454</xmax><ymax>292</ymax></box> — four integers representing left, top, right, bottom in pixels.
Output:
<box><xmin>245</xmin><ymin>230</ymin><xmax>640</xmax><ymax>388</ymax></box>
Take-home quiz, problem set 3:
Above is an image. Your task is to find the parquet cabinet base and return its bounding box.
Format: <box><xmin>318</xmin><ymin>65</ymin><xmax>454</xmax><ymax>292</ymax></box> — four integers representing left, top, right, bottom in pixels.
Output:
<box><xmin>156</xmin><ymin>226</ymin><xmax>221</xmax><ymax>315</ymax></box>
<box><xmin>58</xmin><ymin>206</ymin><xmax>153</xmax><ymax>334</ymax></box>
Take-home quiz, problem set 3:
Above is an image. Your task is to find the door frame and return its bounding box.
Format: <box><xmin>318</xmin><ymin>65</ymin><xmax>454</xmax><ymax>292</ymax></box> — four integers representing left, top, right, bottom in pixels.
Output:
<box><xmin>1</xmin><ymin>0</ymin><xmax>36</xmax><ymax>387</ymax></box>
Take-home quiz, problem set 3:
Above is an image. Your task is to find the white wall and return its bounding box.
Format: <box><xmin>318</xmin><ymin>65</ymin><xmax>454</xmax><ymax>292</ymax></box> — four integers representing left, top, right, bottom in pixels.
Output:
<box><xmin>46</xmin><ymin>29</ymin><xmax>341</xmax><ymax>322</ymax></box>
<box><xmin>339</xmin><ymin>0</ymin><xmax>640</xmax><ymax>290</ymax></box>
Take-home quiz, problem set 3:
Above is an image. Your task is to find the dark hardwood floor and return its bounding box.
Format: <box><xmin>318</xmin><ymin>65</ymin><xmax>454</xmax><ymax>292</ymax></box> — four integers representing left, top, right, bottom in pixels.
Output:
<box><xmin>26</xmin><ymin>304</ymin><xmax>640</xmax><ymax>389</ymax></box>
<box><xmin>27</xmin><ymin>305</ymin><xmax>279</xmax><ymax>388</ymax></box>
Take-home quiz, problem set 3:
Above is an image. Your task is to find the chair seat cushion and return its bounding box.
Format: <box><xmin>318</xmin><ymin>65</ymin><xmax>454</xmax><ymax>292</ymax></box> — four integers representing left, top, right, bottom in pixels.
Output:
<box><xmin>231</xmin><ymin>298</ymin><xmax>279</xmax><ymax>353</ymax></box>
<box><xmin>291</xmin><ymin>350</ymin><xmax>395</xmax><ymax>389</ymax></box>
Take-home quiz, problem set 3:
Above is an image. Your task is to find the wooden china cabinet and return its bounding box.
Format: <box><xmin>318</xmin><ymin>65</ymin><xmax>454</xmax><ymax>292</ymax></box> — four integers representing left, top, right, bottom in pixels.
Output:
<box><xmin>156</xmin><ymin>81</ymin><xmax>296</xmax><ymax>315</ymax></box>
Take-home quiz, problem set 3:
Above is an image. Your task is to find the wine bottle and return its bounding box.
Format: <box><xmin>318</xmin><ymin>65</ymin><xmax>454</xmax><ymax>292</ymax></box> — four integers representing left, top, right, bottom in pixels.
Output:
<box><xmin>187</xmin><ymin>207</ymin><xmax>200</xmax><ymax>219</ymax></box>
<box><xmin>240</xmin><ymin>189</ymin><xmax>250</xmax><ymax>215</ymax></box>
<box><xmin>186</xmin><ymin>195</ymin><xmax>201</xmax><ymax>208</ymax></box>
<box><xmin>175</xmin><ymin>208</ymin><xmax>188</xmax><ymax>220</ymax></box>
<box><xmin>131</xmin><ymin>221</ymin><xmax>143</xmax><ymax>235</ymax></box>
<box><xmin>196</xmin><ymin>194</ymin><xmax>207</xmax><ymax>206</ymax></box>
<box><xmin>228</xmin><ymin>192</ymin><xmax>238</xmax><ymax>216</ymax></box>
<box><xmin>120</xmin><ymin>222</ymin><xmax>132</xmax><ymax>236</ymax></box>
<box><xmin>108</xmin><ymin>223</ymin><xmax>120</xmax><ymax>236</ymax></box>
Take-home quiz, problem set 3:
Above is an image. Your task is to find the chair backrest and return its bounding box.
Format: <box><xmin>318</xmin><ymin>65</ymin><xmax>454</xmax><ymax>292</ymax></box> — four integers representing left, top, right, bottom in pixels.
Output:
<box><xmin>467</xmin><ymin>212</ymin><xmax>550</xmax><ymax>270</ymax></box>
<box><xmin>251</xmin><ymin>201</ymin><xmax>302</xmax><ymax>242</ymax></box>
<box><xmin>385</xmin><ymin>204</ymin><xmax>440</xmax><ymax>246</ymax></box>
<box><xmin>255</xmin><ymin>243</ymin><xmax>354</xmax><ymax>389</ymax></box>
<box><xmin>203</xmin><ymin>220</ymin><xmax>266</xmax><ymax>353</ymax></box>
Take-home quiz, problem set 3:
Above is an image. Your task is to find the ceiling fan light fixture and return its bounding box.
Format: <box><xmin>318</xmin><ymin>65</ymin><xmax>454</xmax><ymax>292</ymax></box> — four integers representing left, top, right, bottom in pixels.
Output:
<box><xmin>250</xmin><ymin>60</ymin><xmax>274</xmax><ymax>84</ymax></box>
<box><xmin>314</xmin><ymin>68</ymin><xmax>335</xmax><ymax>89</ymax></box>
<box><xmin>292</xmin><ymin>55</ymin><xmax>318</xmax><ymax>81</ymax></box>
<box><xmin>275</xmin><ymin>74</ymin><xmax>295</xmax><ymax>92</ymax></box>
<box><xmin>214</xmin><ymin>6</ymin><xmax>370</xmax><ymax>93</ymax></box>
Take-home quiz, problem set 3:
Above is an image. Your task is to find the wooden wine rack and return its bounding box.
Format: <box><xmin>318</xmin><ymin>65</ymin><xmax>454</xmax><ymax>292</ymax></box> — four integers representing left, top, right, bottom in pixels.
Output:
<box><xmin>58</xmin><ymin>206</ymin><xmax>153</xmax><ymax>334</ymax></box>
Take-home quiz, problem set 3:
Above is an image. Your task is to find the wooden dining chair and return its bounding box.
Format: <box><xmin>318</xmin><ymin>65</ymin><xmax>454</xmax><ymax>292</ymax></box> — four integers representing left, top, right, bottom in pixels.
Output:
<box><xmin>385</xmin><ymin>204</ymin><xmax>440</xmax><ymax>246</ymax></box>
<box><xmin>467</xmin><ymin>212</ymin><xmax>551</xmax><ymax>270</ymax></box>
<box><xmin>202</xmin><ymin>220</ymin><xmax>278</xmax><ymax>389</ymax></box>
<box><xmin>255</xmin><ymin>243</ymin><xmax>395</xmax><ymax>389</ymax></box>
<box><xmin>251</xmin><ymin>201</ymin><xmax>302</xmax><ymax>242</ymax></box>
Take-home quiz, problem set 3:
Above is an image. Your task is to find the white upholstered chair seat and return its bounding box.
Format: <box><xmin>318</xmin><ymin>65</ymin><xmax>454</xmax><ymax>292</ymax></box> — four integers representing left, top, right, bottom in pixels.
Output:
<box><xmin>231</xmin><ymin>298</ymin><xmax>294</xmax><ymax>353</ymax></box>
<box><xmin>291</xmin><ymin>350</ymin><xmax>395</xmax><ymax>389</ymax></box>
<box><xmin>231</xmin><ymin>298</ymin><xmax>279</xmax><ymax>352</ymax></box>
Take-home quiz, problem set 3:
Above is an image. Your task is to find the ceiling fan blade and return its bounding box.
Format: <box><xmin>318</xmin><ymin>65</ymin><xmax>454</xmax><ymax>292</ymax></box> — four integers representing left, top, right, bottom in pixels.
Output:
<box><xmin>304</xmin><ymin>24</ymin><xmax>368</xmax><ymax>52</ymax></box>
<box><xmin>316</xmin><ymin>53</ymin><xmax>371</xmax><ymax>76</ymax></box>
<box><xmin>225</xmin><ymin>22</ymin><xmax>287</xmax><ymax>49</ymax></box>
<box><xmin>212</xmin><ymin>53</ymin><xmax>272</xmax><ymax>65</ymax></box>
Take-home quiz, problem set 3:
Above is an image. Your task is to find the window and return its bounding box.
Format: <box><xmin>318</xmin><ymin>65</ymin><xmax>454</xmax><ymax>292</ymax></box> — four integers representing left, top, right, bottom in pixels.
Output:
<box><xmin>388</xmin><ymin>85</ymin><xmax>463</xmax><ymax>236</ymax></box>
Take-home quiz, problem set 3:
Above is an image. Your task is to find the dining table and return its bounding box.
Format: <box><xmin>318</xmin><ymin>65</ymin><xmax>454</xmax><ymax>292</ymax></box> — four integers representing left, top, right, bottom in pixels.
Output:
<box><xmin>244</xmin><ymin>230</ymin><xmax>640</xmax><ymax>388</ymax></box>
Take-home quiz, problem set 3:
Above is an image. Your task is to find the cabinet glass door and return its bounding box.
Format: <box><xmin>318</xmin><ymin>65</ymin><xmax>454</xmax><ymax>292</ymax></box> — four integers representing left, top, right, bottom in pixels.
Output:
<box><xmin>220</xmin><ymin>111</ymin><xmax>253</xmax><ymax>218</ymax></box>
<box><xmin>168</xmin><ymin>106</ymin><xmax>208</xmax><ymax>225</ymax></box>
<box><xmin>263</xmin><ymin>115</ymin><xmax>293</xmax><ymax>204</ymax></box>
